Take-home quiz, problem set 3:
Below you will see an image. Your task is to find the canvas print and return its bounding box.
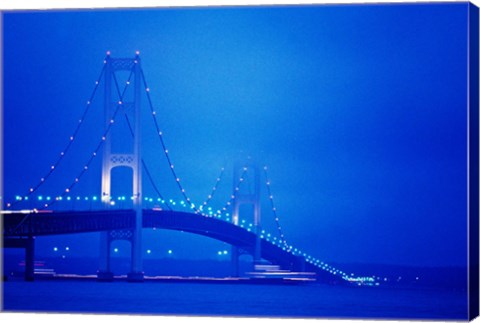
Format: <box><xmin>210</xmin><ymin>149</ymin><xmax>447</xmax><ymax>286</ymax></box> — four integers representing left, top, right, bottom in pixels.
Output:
<box><xmin>1</xmin><ymin>2</ymin><xmax>479</xmax><ymax>321</ymax></box>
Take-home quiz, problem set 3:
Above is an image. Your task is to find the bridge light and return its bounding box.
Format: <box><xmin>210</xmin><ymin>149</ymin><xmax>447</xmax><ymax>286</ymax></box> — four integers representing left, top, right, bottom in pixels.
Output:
<box><xmin>114</xmin><ymin>248</ymin><xmax>119</xmax><ymax>253</ymax></box>
<box><xmin>135</xmin><ymin>50</ymin><xmax>140</xmax><ymax>55</ymax></box>
<box><xmin>46</xmin><ymin>196</ymin><xmax>51</xmax><ymax>201</ymax></box>
<box><xmin>217</xmin><ymin>251</ymin><xmax>222</xmax><ymax>256</ymax></box>
<box><xmin>65</xmin><ymin>247</ymin><xmax>69</xmax><ymax>251</ymax></box>
<box><xmin>92</xmin><ymin>196</ymin><xmax>97</xmax><ymax>201</ymax></box>
<box><xmin>146</xmin><ymin>249</ymin><xmax>151</xmax><ymax>254</ymax></box>
<box><xmin>53</xmin><ymin>247</ymin><xmax>58</xmax><ymax>252</ymax></box>
<box><xmin>167</xmin><ymin>250</ymin><xmax>172</xmax><ymax>255</ymax></box>
<box><xmin>67</xmin><ymin>196</ymin><xmax>71</xmax><ymax>201</ymax></box>
<box><xmin>110</xmin><ymin>201</ymin><xmax>116</xmax><ymax>206</ymax></box>
<box><xmin>223</xmin><ymin>250</ymin><xmax>228</xmax><ymax>255</ymax></box>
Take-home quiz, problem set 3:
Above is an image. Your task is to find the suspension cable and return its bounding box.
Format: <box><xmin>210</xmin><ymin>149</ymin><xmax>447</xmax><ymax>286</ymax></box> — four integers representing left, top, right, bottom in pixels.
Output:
<box><xmin>263</xmin><ymin>165</ymin><xmax>289</xmax><ymax>250</ymax></box>
<box><xmin>199</xmin><ymin>167</ymin><xmax>225</xmax><ymax>213</ymax></box>
<box><xmin>139</xmin><ymin>69</ymin><xmax>199</xmax><ymax>213</ymax></box>
<box><xmin>41</xmin><ymin>65</ymin><xmax>135</xmax><ymax>209</ymax></box>
<box><xmin>112</xmin><ymin>75</ymin><xmax>173</xmax><ymax>211</ymax></box>
<box><xmin>6</xmin><ymin>61</ymin><xmax>107</xmax><ymax>209</ymax></box>
<box><xmin>216</xmin><ymin>167</ymin><xmax>248</xmax><ymax>217</ymax></box>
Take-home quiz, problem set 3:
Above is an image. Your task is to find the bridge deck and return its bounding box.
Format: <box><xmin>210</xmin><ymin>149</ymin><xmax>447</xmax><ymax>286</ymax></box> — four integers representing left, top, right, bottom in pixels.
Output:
<box><xmin>3</xmin><ymin>209</ymin><xmax>341</xmax><ymax>283</ymax></box>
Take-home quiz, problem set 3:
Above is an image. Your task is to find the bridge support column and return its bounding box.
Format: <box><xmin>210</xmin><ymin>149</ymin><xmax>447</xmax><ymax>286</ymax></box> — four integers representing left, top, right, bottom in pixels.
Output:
<box><xmin>4</xmin><ymin>237</ymin><xmax>35</xmax><ymax>281</ymax></box>
<box><xmin>25</xmin><ymin>237</ymin><xmax>35</xmax><ymax>281</ymax></box>
<box><xmin>231</xmin><ymin>246</ymin><xmax>239</xmax><ymax>277</ymax></box>
<box><xmin>127</xmin><ymin>53</ymin><xmax>144</xmax><ymax>282</ymax></box>
<box><xmin>127</xmin><ymin>209</ymin><xmax>144</xmax><ymax>282</ymax></box>
<box><xmin>24</xmin><ymin>236</ymin><xmax>35</xmax><ymax>282</ymax></box>
<box><xmin>97</xmin><ymin>231</ymin><xmax>113</xmax><ymax>281</ymax></box>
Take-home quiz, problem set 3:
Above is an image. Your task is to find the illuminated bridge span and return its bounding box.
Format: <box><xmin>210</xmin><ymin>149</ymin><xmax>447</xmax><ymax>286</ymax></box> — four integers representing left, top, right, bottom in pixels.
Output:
<box><xmin>4</xmin><ymin>209</ymin><xmax>345</xmax><ymax>283</ymax></box>
<box><xmin>4</xmin><ymin>210</ymin><xmax>313</xmax><ymax>276</ymax></box>
<box><xmin>2</xmin><ymin>52</ymin><xmax>377</xmax><ymax>286</ymax></box>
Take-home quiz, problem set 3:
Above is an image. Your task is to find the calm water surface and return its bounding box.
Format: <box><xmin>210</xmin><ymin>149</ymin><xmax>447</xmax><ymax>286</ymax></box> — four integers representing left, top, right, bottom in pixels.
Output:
<box><xmin>2</xmin><ymin>280</ymin><xmax>468</xmax><ymax>320</ymax></box>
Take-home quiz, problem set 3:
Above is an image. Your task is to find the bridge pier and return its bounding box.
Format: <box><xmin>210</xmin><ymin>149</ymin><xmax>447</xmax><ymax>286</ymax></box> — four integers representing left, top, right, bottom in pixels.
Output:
<box><xmin>4</xmin><ymin>237</ymin><xmax>35</xmax><ymax>281</ymax></box>
<box><xmin>97</xmin><ymin>231</ymin><xmax>114</xmax><ymax>281</ymax></box>
<box><xmin>231</xmin><ymin>246</ymin><xmax>239</xmax><ymax>277</ymax></box>
<box><xmin>25</xmin><ymin>237</ymin><xmax>35</xmax><ymax>282</ymax></box>
<box><xmin>97</xmin><ymin>228</ymin><xmax>144</xmax><ymax>282</ymax></box>
<box><xmin>127</xmin><ymin>217</ymin><xmax>144</xmax><ymax>282</ymax></box>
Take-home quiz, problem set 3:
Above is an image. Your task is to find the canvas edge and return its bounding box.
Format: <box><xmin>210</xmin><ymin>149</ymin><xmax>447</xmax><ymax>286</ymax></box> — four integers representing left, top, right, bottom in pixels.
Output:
<box><xmin>469</xmin><ymin>1</ymin><xmax>480</xmax><ymax>321</ymax></box>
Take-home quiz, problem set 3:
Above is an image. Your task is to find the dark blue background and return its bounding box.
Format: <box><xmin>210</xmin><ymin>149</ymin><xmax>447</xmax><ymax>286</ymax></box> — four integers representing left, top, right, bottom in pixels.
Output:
<box><xmin>3</xmin><ymin>3</ymin><xmax>469</xmax><ymax>267</ymax></box>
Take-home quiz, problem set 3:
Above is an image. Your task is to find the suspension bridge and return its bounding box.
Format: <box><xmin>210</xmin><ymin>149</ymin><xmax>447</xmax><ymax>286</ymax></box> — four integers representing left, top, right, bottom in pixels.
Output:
<box><xmin>2</xmin><ymin>51</ymin><xmax>377</xmax><ymax>286</ymax></box>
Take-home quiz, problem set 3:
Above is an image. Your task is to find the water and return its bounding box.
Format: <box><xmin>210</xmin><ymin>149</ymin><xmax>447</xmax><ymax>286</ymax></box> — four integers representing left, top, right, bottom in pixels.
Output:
<box><xmin>2</xmin><ymin>280</ymin><xmax>468</xmax><ymax>320</ymax></box>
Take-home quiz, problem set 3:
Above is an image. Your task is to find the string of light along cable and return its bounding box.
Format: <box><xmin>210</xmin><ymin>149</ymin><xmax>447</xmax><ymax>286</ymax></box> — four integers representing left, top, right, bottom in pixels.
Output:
<box><xmin>263</xmin><ymin>165</ymin><xmax>290</xmax><ymax>250</ymax></box>
<box><xmin>111</xmin><ymin>74</ymin><xmax>173</xmax><ymax>212</ymax></box>
<box><xmin>40</xmin><ymin>65</ymin><xmax>135</xmax><ymax>210</ymax></box>
<box><xmin>5</xmin><ymin>62</ymin><xmax>107</xmax><ymax>209</ymax></box>
<box><xmin>140</xmin><ymin>69</ymin><xmax>200</xmax><ymax>213</ymax></box>
<box><xmin>198</xmin><ymin>166</ymin><xmax>225</xmax><ymax>214</ymax></box>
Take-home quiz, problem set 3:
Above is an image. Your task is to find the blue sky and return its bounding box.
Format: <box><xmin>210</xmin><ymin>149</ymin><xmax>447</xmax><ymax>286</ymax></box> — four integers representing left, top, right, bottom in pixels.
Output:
<box><xmin>2</xmin><ymin>3</ymin><xmax>471</xmax><ymax>267</ymax></box>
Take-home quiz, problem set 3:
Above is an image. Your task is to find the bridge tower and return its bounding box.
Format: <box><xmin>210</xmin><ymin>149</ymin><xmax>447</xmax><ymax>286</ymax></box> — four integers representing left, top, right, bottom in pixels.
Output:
<box><xmin>231</xmin><ymin>160</ymin><xmax>262</xmax><ymax>277</ymax></box>
<box><xmin>98</xmin><ymin>52</ymin><xmax>144</xmax><ymax>282</ymax></box>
